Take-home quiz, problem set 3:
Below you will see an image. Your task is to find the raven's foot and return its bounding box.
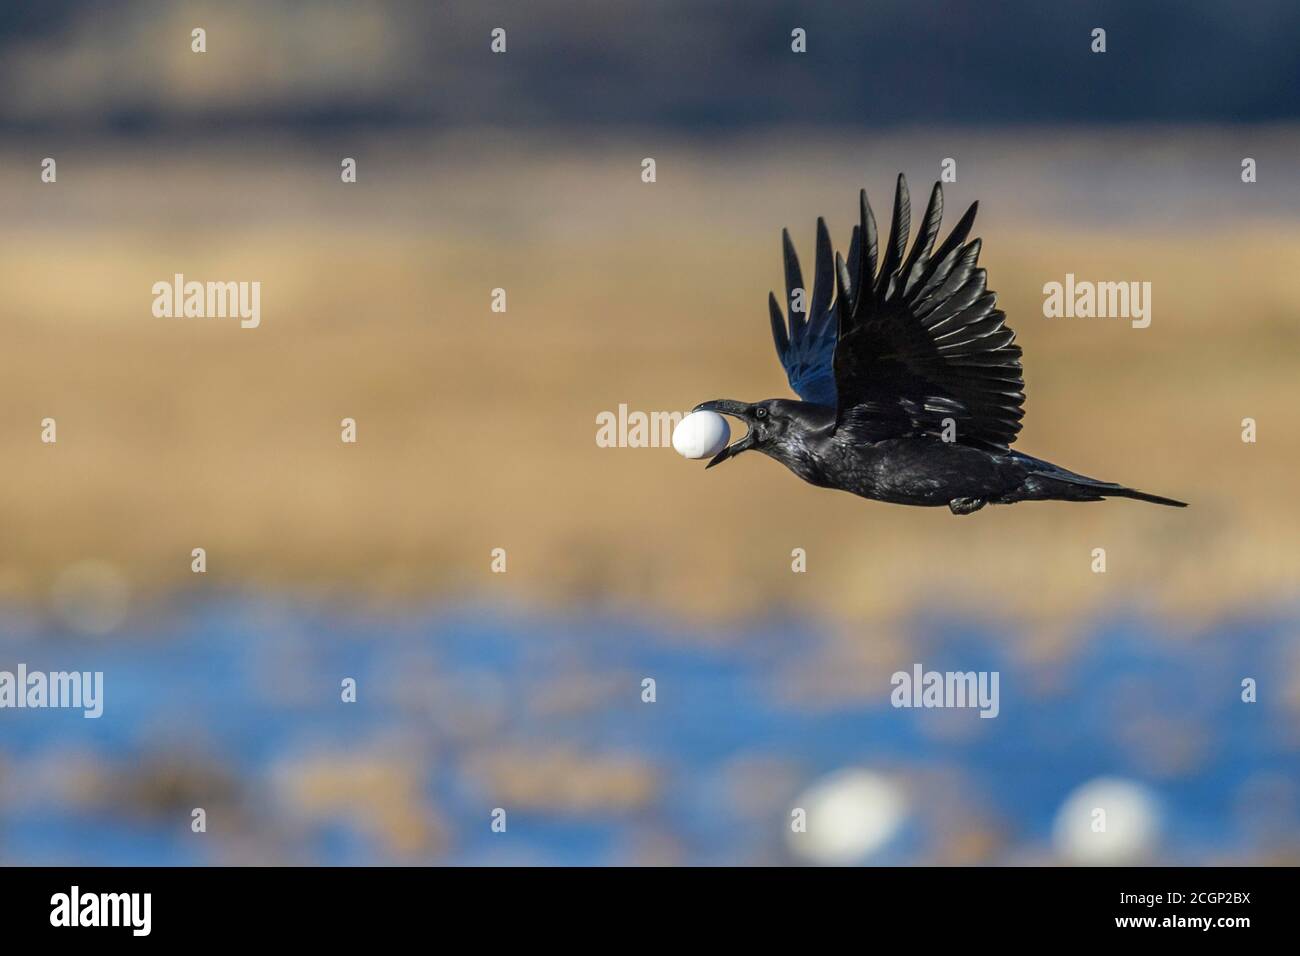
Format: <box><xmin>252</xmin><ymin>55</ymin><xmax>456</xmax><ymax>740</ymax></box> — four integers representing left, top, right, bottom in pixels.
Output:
<box><xmin>948</xmin><ymin>497</ymin><xmax>986</xmax><ymax>515</ymax></box>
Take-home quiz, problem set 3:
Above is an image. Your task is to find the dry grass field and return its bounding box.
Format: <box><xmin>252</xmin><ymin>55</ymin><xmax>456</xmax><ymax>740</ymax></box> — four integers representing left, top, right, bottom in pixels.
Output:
<box><xmin>2</xmin><ymin>128</ymin><xmax>1297</xmax><ymax>630</ymax></box>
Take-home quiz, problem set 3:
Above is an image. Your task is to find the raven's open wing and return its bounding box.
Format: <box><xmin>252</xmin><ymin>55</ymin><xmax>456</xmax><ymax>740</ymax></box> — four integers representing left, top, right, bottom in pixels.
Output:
<box><xmin>830</xmin><ymin>176</ymin><xmax>1024</xmax><ymax>452</ymax></box>
<box><xmin>768</xmin><ymin>219</ymin><xmax>838</xmax><ymax>407</ymax></box>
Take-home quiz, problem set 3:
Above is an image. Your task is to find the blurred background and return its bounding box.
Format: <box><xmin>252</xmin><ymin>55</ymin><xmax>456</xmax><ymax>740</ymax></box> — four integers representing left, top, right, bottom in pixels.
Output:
<box><xmin>1</xmin><ymin>0</ymin><xmax>1298</xmax><ymax>865</ymax></box>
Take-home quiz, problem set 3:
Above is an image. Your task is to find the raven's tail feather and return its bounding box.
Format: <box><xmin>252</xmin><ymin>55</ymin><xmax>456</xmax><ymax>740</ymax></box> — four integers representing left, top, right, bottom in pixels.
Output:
<box><xmin>1099</xmin><ymin>486</ymin><xmax>1188</xmax><ymax>508</ymax></box>
<box><xmin>1010</xmin><ymin>453</ymin><xmax>1188</xmax><ymax>508</ymax></box>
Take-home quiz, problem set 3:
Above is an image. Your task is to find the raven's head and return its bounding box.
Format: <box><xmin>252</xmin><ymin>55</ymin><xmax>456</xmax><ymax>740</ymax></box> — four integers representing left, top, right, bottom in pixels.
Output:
<box><xmin>692</xmin><ymin>398</ymin><xmax>802</xmax><ymax>468</ymax></box>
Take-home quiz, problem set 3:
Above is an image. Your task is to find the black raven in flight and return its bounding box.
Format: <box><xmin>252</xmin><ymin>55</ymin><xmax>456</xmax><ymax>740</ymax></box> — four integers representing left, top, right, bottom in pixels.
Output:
<box><xmin>694</xmin><ymin>175</ymin><xmax>1186</xmax><ymax>514</ymax></box>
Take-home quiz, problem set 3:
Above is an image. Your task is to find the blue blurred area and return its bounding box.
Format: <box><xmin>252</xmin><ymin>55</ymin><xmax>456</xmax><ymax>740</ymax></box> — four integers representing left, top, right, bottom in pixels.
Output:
<box><xmin>2</xmin><ymin>601</ymin><xmax>1295</xmax><ymax>865</ymax></box>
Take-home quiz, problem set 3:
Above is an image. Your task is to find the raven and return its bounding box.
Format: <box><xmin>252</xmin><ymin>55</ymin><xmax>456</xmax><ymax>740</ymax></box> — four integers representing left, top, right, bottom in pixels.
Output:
<box><xmin>694</xmin><ymin>175</ymin><xmax>1186</xmax><ymax>515</ymax></box>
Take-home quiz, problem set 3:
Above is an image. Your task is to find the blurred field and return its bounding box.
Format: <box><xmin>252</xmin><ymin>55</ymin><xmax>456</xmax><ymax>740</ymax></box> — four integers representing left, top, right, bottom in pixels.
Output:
<box><xmin>1</xmin><ymin>127</ymin><xmax>1298</xmax><ymax>633</ymax></box>
<box><xmin>3</xmin><ymin>601</ymin><xmax>1295</xmax><ymax>865</ymax></box>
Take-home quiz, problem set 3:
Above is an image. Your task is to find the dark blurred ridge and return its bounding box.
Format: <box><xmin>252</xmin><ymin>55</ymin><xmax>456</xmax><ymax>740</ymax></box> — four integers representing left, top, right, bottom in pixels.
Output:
<box><xmin>1</xmin><ymin>0</ymin><xmax>1298</xmax><ymax>135</ymax></box>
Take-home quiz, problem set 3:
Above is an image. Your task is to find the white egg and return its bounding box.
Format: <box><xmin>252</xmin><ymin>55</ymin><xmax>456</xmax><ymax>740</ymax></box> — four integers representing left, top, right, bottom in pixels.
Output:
<box><xmin>672</xmin><ymin>410</ymin><xmax>731</xmax><ymax>459</ymax></box>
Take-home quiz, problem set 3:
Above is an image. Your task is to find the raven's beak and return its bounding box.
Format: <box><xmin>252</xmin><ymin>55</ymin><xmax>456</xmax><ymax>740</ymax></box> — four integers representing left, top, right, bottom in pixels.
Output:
<box><xmin>693</xmin><ymin>400</ymin><xmax>755</xmax><ymax>468</ymax></box>
<box><xmin>704</xmin><ymin>432</ymin><xmax>755</xmax><ymax>468</ymax></box>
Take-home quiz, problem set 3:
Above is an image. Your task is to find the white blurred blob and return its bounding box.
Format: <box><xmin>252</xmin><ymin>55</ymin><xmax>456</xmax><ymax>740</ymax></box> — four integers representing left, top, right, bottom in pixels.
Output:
<box><xmin>49</xmin><ymin>560</ymin><xmax>129</xmax><ymax>636</ymax></box>
<box><xmin>788</xmin><ymin>768</ymin><xmax>906</xmax><ymax>864</ymax></box>
<box><xmin>1053</xmin><ymin>777</ymin><xmax>1161</xmax><ymax>864</ymax></box>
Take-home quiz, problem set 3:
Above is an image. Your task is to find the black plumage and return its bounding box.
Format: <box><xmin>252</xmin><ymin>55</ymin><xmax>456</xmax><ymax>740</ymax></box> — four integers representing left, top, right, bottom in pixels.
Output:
<box><xmin>695</xmin><ymin>175</ymin><xmax>1186</xmax><ymax>514</ymax></box>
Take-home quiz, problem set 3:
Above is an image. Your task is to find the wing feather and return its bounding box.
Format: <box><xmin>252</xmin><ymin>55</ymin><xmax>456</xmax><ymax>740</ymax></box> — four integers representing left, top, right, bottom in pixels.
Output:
<box><xmin>767</xmin><ymin>222</ymin><xmax>839</xmax><ymax>407</ymax></box>
<box><xmin>764</xmin><ymin>177</ymin><xmax>1024</xmax><ymax>448</ymax></box>
<box><xmin>830</xmin><ymin>178</ymin><xmax>1024</xmax><ymax>452</ymax></box>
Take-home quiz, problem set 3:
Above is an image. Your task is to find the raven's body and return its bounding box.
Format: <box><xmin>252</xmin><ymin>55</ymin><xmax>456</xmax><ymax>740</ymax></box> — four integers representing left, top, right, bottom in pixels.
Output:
<box><xmin>700</xmin><ymin>397</ymin><xmax>1183</xmax><ymax>514</ymax></box>
<box><xmin>694</xmin><ymin>177</ymin><xmax>1186</xmax><ymax>514</ymax></box>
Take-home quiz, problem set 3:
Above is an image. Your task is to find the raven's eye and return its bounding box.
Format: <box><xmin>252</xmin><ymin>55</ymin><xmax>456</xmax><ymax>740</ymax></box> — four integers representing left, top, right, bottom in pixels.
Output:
<box><xmin>755</xmin><ymin>407</ymin><xmax>768</xmax><ymax>419</ymax></box>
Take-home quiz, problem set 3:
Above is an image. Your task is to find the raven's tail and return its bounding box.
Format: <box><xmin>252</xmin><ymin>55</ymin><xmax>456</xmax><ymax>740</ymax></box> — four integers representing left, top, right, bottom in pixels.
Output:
<box><xmin>1097</xmin><ymin>486</ymin><xmax>1188</xmax><ymax>508</ymax></box>
<box><xmin>1010</xmin><ymin>453</ymin><xmax>1188</xmax><ymax>508</ymax></box>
